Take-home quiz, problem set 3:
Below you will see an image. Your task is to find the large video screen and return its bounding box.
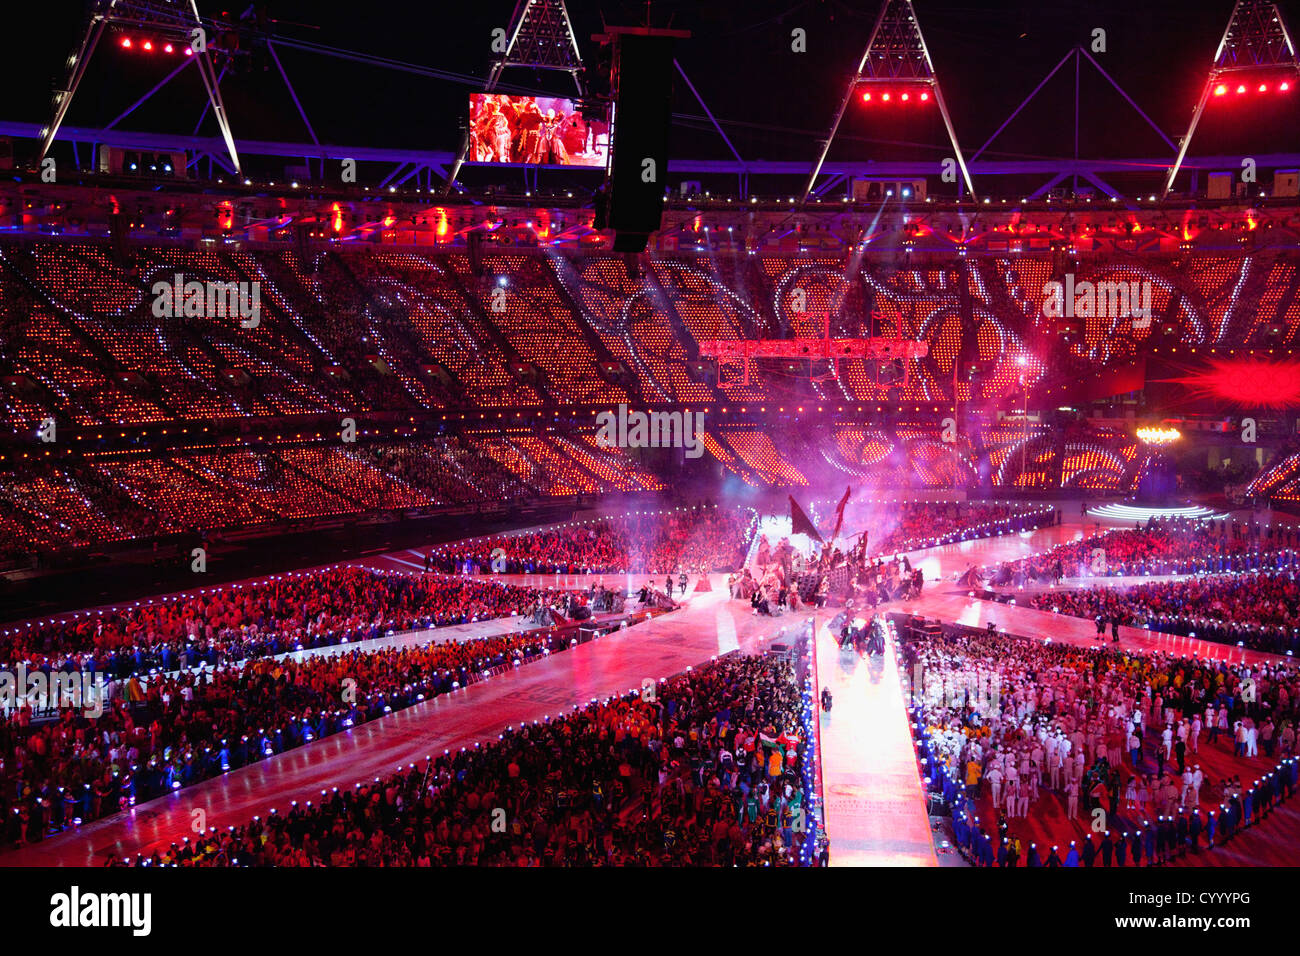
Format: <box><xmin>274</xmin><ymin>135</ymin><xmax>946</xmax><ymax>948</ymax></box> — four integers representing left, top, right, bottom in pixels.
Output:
<box><xmin>468</xmin><ymin>94</ymin><xmax>608</xmax><ymax>167</ymax></box>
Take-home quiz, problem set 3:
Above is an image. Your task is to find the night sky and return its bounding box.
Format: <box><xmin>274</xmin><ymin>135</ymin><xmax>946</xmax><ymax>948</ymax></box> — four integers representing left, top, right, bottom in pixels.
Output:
<box><xmin>5</xmin><ymin>1</ymin><xmax>1299</xmax><ymax>186</ymax></box>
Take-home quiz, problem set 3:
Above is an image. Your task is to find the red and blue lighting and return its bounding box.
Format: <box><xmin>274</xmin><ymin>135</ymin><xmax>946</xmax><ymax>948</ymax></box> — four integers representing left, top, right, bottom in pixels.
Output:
<box><xmin>859</xmin><ymin>85</ymin><xmax>931</xmax><ymax>105</ymax></box>
<box><xmin>119</xmin><ymin>35</ymin><xmax>192</xmax><ymax>55</ymax></box>
<box><xmin>1212</xmin><ymin>76</ymin><xmax>1292</xmax><ymax>97</ymax></box>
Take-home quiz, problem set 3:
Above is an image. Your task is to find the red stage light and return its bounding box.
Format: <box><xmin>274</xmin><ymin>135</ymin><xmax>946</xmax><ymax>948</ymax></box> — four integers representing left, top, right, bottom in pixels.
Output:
<box><xmin>184</xmin><ymin>47</ymin><xmax>193</xmax><ymax>56</ymax></box>
<box><xmin>901</xmin><ymin>92</ymin><xmax>910</xmax><ymax>101</ymax></box>
<box><xmin>862</xmin><ymin>92</ymin><xmax>871</xmax><ymax>102</ymax></box>
<box><xmin>881</xmin><ymin>92</ymin><xmax>891</xmax><ymax>102</ymax></box>
<box><xmin>1157</xmin><ymin>357</ymin><xmax>1300</xmax><ymax>410</ymax></box>
<box><xmin>121</xmin><ymin>37</ymin><xmax>132</xmax><ymax>48</ymax></box>
<box><xmin>164</xmin><ymin>43</ymin><xmax>174</xmax><ymax>53</ymax></box>
<box><xmin>1259</xmin><ymin>83</ymin><xmax>1268</xmax><ymax>92</ymax></box>
<box><xmin>920</xmin><ymin>92</ymin><xmax>930</xmax><ymax>101</ymax></box>
<box><xmin>142</xmin><ymin>40</ymin><xmax>153</xmax><ymax>51</ymax></box>
<box><xmin>1213</xmin><ymin>84</ymin><xmax>1227</xmax><ymax>95</ymax></box>
<box><xmin>1282</xmin><ymin>81</ymin><xmax>1291</xmax><ymax>91</ymax></box>
<box><xmin>1236</xmin><ymin>84</ymin><xmax>1247</xmax><ymax>93</ymax></box>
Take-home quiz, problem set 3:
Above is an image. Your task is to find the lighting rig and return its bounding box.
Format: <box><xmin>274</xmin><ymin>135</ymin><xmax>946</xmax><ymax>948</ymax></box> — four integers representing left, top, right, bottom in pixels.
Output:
<box><xmin>1163</xmin><ymin>0</ymin><xmax>1300</xmax><ymax>197</ymax></box>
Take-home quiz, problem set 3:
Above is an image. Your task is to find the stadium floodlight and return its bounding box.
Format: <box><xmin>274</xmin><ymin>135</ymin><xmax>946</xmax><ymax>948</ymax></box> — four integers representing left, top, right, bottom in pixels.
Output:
<box><xmin>38</xmin><ymin>0</ymin><xmax>243</xmax><ymax>175</ymax></box>
<box><xmin>803</xmin><ymin>0</ymin><xmax>975</xmax><ymax>203</ymax></box>
<box><xmin>1163</xmin><ymin>0</ymin><xmax>1300</xmax><ymax>198</ymax></box>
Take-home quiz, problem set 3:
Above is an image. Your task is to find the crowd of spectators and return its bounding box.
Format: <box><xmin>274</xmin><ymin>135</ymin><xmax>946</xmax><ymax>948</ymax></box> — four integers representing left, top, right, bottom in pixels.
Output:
<box><xmin>101</xmin><ymin>653</ymin><xmax>813</xmax><ymax>867</ymax></box>
<box><xmin>355</xmin><ymin>440</ymin><xmax>535</xmax><ymax>506</ymax></box>
<box><xmin>862</xmin><ymin>502</ymin><xmax>1053</xmax><ymax>557</ymax></box>
<box><xmin>432</xmin><ymin>504</ymin><xmax>755</xmax><ymax>576</ymax></box>
<box><xmin>1</xmin><ymin>628</ymin><xmax>587</xmax><ymax>847</ymax></box>
<box><xmin>1</xmin><ymin>567</ymin><xmax>587</xmax><ymax>677</ymax></box>
<box><xmin>903</xmin><ymin>624</ymin><xmax>1300</xmax><ymax>866</ymax></box>
<box><xmin>985</xmin><ymin>517</ymin><xmax>1300</xmax><ymax>586</ymax></box>
<box><xmin>1024</xmin><ymin>571</ymin><xmax>1300</xmax><ymax>654</ymax></box>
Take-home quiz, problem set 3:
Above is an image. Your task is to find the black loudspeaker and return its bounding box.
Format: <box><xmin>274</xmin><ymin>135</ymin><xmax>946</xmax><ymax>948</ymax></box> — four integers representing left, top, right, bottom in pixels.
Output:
<box><xmin>295</xmin><ymin>223</ymin><xmax>312</xmax><ymax>262</ymax></box>
<box><xmin>109</xmin><ymin>212</ymin><xmax>130</xmax><ymax>267</ymax></box>
<box><xmin>467</xmin><ymin>229</ymin><xmax>484</xmax><ymax>275</ymax></box>
<box><xmin>607</xmin><ymin>31</ymin><xmax>681</xmax><ymax>252</ymax></box>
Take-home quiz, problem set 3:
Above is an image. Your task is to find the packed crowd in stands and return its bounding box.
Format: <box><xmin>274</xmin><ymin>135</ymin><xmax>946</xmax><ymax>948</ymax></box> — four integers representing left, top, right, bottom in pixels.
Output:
<box><xmin>984</xmin><ymin>516</ymin><xmax>1300</xmax><ymax>586</ymax></box>
<box><xmin>432</xmin><ymin>504</ymin><xmax>755</xmax><ymax>576</ymax></box>
<box><xmin>903</xmin><ymin>624</ymin><xmax>1300</xmax><ymax>866</ymax></box>
<box><xmin>355</xmin><ymin>441</ymin><xmax>535</xmax><ymax>505</ymax></box>
<box><xmin>99</xmin><ymin>653</ymin><xmax>813</xmax><ymax>866</ymax></box>
<box><xmin>0</xmin><ymin>629</ymin><xmax>590</xmax><ymax>846</ymax></box>
<box><xmin>0</xmin><ymin>434</ymin><xmax>655</xmax><ymax>565</ymax></box>
<box><xmin>1024</xmin><ymin>571</ymin><xmax>1300</xmax><ymax>654</ymax></box>
<box><xmin>0</xmin><ymin>567</ymin><xmax>589</xmax><ymax>676</ymax></box>
<box><xmin>860</xmin><ymin>502</ymin><xmax>1054</xmax><ymax>557</ymax></box>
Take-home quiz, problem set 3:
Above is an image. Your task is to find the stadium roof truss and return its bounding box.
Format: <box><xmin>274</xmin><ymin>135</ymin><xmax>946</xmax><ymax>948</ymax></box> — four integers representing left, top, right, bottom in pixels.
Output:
<box><xmin>39</xmin><ymin>0</ymin><xmax>244</xmax><ymax>175</ymax></box>
<box><xmin>11</xmin><ymin>0</ymin><xmax>1300</xmax><ymax>203</ymax></box>
<box><xmin>1162</xmin><ymin>0</ymin><xmax>1300</xmax><ymax>198</ymax></box>
<box><xmin>802</xmin><ymin>0</ymin><xmax>976</xmax><ymax>203</ymax></box>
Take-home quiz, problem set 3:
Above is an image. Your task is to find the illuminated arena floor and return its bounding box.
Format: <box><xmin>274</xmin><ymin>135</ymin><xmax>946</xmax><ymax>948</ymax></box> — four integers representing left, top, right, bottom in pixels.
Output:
<box><xmin>818</xmin><ymin>513</ymin><xmax>1300</xmax><ymax>867</ymax></box>
<box><xmin>8</xmin><ymin>509</ymin><xmax>1297</xmax><ymax>867</ymax></box>
<box><xmin>815</xmin><ymin>616</ymin><xmax>938</xmax><ymax>866</ymax></box>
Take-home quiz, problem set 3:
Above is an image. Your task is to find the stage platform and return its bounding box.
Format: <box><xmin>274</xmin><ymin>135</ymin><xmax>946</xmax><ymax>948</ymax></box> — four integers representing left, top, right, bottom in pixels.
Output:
<box><xmin>815</xmin><ymin>617</ymin><xmax>938</xmax><ymax>867</ymax></box>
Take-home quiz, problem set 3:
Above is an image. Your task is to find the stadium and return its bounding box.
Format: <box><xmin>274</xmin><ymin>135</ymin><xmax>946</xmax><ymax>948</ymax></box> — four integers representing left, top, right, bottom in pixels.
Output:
<box><xmin>0</xmin><ymin>0</ymin><xmax>1298</xmax><ymax>917</ymax></box>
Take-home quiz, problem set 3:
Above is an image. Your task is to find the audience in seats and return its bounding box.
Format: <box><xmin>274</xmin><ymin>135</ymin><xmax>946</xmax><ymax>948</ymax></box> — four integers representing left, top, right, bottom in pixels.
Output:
<box><xmin>434</xmin><ymin>505</ymin><xmax>754</xmax><ymax>576</ymax></box>
<box><xmin>0</xmin><ymin>567</ymin><xmax>586</xmax><ymax>677</ymax></box>
<box><xmin>903</xmin><ymin>625</ymin><xmax>1300</xmax><ymax>866</ymax></box>
<box><xmin>1026</xmin><ymin>571</ymin><xmax>1300</xmax><ymax>654</ymax></box>
<box><xmin>989</xmin><ymin>517</ymin><xmax>1299</xmax><ymax>586</ymax></box>
<box><xmin>103</xmin><ymin>654</ymin><xmax>812</xmax><ymax>867</ymax></box>
<box><xmin>1</xmin><ymin>629</ymin><xmax>589</xmax><ymax>846</ymax></box>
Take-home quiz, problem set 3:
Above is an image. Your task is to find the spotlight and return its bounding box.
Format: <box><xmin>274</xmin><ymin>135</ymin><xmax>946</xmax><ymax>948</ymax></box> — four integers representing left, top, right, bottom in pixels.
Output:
<box><xmin>121</xmin><ymin>37</ymin><xmax>132</xmax><ymax>48</ymax></box>
<box><xmin>1213</xmin><ymin>84</ymin><xmax>1227</xmax><ymax>95</ymax></box>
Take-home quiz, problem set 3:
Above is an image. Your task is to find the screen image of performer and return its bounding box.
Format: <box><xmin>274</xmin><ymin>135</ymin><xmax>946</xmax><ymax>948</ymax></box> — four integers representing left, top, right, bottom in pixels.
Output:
<box><xmin>531</xmin><ymin>109</ymin><xmax>570</xmax><ymax>165</ymax></box>
<box><xmin>513</xmin><ymin>100</ymin><xmax>544</xmax><ymax>162</ymax></box>
<box><xmin>468</xmin><ymin>94</ymin><xmax>607</xmax><ymax>166</ymax></box>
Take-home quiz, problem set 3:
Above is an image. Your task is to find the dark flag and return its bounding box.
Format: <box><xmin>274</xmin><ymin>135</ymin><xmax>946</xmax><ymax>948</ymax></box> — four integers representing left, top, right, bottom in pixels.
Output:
<box><xmin>830</xmin><ymin>485</ymin><xmax>852</xmax><ymax>543</ymax></box>
<box><xmin>789</xmin><ymin>495</ymin><xmax>824</xmax><ymax>543</ymax></box>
